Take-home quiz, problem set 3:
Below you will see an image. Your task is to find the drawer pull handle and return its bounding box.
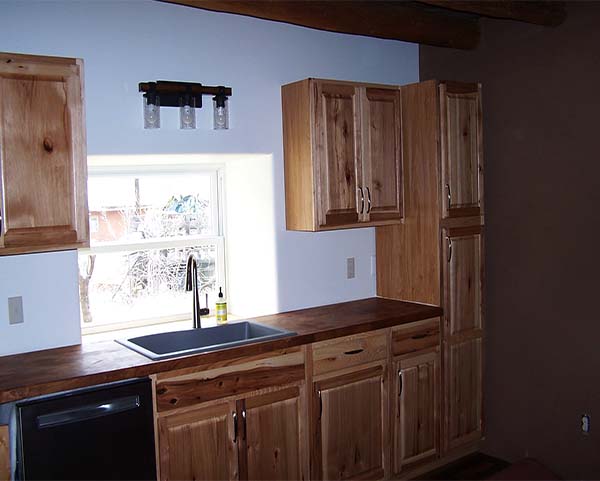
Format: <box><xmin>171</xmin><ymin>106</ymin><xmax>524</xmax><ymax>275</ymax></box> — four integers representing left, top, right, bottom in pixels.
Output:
<box><xmin>344</xmin><ymin>348</ymin><xmax>364</xmax><ymax>355</ymax></box>
<box><xmin>398</xmin><ymin>370</ymin><xmax>403</xmax><ymax>397</ymax></box>
<box><xmin>411</xmin><ymin>333</ymin><xmax>428</xmax><ymax>340</ymax></box>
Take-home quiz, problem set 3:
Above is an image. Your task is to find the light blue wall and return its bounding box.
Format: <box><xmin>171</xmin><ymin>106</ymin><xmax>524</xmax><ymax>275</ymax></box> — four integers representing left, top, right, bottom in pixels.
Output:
<box><xmin>0</xmin><ymin>0</ymin><xmax>418</xmax><ymax>355</ymax></box>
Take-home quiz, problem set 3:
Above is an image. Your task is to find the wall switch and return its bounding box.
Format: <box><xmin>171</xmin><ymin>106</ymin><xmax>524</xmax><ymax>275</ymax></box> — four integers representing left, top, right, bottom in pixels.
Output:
<box><xmin>346</xmin><ymin>257</ymin><xmax>355</xmax><ymax>279</ymax></box>
<box><xmin>582</xmin><ymin>414</ymin><xmax>591</xmax><ymax>434</ymax></box>
<box><xmin>8</xmin><ymin>296</ymin><xmax>24</xmax><ymax>325</ymax></box>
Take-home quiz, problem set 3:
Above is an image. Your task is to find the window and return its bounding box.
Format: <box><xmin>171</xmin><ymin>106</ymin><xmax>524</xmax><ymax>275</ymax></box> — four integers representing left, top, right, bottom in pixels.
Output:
<box><xmin>78</xmin><ymin>159</ymin><xmax>225</xmax><ymax>334</ymax></box>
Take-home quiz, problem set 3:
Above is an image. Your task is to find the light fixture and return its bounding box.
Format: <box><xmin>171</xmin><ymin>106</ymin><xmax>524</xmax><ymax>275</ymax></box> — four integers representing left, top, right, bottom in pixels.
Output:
<box><xmin>139</xmin><ymin>81</ymin><xmax>232</xmax><ymax>130</ymax></box>
<box><xmin>213</xmin><ymin>87</ymin><xmax>229</xmax><ymax>130</ymax></box>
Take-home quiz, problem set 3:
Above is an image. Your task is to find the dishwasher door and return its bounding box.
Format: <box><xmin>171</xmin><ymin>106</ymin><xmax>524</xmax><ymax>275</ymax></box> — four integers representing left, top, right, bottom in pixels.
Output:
<box><xmin>17</xmin><ymin>378</ymin><xmax>157</xmax><ymax>481</ymax></box>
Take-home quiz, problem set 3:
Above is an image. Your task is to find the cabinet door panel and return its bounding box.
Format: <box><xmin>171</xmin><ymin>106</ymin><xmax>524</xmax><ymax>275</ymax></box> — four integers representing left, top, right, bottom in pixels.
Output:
<box><xmin>446</xmin><ymin>337</ymin><xmax>483</xmax><ymax>449</ymax></box>
<box><xmin>362</xmin><ymin>88</ymin><xmax>402</xmax><ymax>222</ymax></box>
<box><xmin>0</xmin><ymin>55</ymin><xmax>88</xmax><ymax>249</ymax></box>
<box><xmin>244</xmin><ymin>387</ymin><xmax>303</xmax><ymax>481</ymax></box>
<box><xmin>314</xmin><ymin>82</ymin><xmax>362</xmax><ymax>227</ymax></box>
<box><xmin>393</xmin><ymin>351</ymin><xmax>439</xmax><ymax>474</ymax></box>
<box><xmin>315</xmin><ymin>366</ymin><xmax>385</xmax><ymax>480</ymax></box>
<box><xmin>440</xmin><ymin>84</ymin><xmax>483</xmax><ymax>218</ymax></box>
<box><xmin>443</xmin><ymin>226</ymin><xmax>484</xmax><ymax>336</ymax></box>
<box><xmin>158</xmin><ymin>402</ymin><xmax>238</xmax><ymax>481</ymax></box>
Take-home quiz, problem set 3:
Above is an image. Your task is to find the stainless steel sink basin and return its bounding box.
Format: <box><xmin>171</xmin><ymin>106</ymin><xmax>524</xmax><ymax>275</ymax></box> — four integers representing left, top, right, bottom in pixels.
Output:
<box><xmin>116</xmin><ymin>321</ymin><xmax>296</xmax><ymax>360</ymax></box>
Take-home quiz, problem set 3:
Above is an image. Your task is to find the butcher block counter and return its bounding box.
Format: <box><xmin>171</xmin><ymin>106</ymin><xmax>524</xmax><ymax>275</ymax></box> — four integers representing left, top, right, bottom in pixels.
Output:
<box><xmin>0</xmin><ymin>297</ymin><xmax>441</xmax><ymax>404</ymax></box>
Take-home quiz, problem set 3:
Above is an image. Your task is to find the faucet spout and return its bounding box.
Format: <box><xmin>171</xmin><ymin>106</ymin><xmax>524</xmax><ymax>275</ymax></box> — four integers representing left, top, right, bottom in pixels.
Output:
<box><xmin>185</xmin><ymin>252</ymin><xmax>203</xmax><ymax>328</ymax></box>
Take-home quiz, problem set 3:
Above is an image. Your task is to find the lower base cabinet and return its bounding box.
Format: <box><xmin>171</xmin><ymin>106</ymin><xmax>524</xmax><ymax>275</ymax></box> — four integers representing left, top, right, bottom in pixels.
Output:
<box><xmin>445</xmin><ymin>336</ymin><xmax>483</xmax><ymax>451</ymax></box>
<box><xmin>242</xmin><ymin>386</ymin><xmax>305</xmax><ymax>481</ymax></box>
<box><xmin>313</xmin><ymin>365</ymin><xmax>387</xmax><ymax>481</ymax></box>
<box><xmin>158</xmin><ymin>401</ymin><xmax>238</xmax><ymax>481</ymax></box>
<box><xmin>154</xmin><ymin>319</ymin><xmax>481</xmax><ymax>480</ymax></box>
<box><xmin>393</xmin><ymin>350</ymin><xmax>440</xmax><ymax>476</ymax></box>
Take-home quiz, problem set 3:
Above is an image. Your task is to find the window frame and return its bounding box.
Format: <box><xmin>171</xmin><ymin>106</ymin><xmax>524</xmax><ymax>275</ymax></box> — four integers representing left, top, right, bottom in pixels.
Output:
<box><xmin>79</xmin><ymin>158</ymin><xmax>227</xmax><ymax>336</ymax></box>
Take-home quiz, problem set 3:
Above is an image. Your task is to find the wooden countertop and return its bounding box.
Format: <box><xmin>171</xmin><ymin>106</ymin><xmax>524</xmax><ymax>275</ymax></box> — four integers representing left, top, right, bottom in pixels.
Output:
<box><xmin>0</xmin><ymin>297</ymin><xmax>441</xmax><ymax>403</ymax></box>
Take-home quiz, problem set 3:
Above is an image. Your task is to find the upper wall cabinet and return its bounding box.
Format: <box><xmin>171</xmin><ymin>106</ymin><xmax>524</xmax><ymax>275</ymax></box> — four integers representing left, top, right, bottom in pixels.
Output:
<box><xmin>0</xmin><ymin>52</ymin><xmax>89</xmax><ymax>256</ymax></box>
<box><xmin>282</xmin><ymin>78</ymin><xmax>402</xmax><ymax>231</ymax></box>
<box><xmin>440</xmin><ymin>82</ymin><xmax>483</xmax><ymax>219</ymax></box>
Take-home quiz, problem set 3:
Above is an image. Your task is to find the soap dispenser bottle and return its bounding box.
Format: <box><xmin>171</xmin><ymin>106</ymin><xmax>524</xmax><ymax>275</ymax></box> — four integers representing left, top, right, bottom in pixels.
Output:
<box><xmin>216</xmin><ymin>287</ymin><xmax>227</xmax><ymax>325</ymax></box>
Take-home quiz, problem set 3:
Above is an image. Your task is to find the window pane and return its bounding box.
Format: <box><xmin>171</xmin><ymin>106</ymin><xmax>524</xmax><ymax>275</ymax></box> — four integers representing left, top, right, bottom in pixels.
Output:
<box><xmin>88</xmin><ymin>172</ymin><xmax>215</xmax><ymax>244</ymax></box>
<box><xmin>79</xmin><ymin>245</ymin><xmax>217</xmax><ymax>328</ymax></box>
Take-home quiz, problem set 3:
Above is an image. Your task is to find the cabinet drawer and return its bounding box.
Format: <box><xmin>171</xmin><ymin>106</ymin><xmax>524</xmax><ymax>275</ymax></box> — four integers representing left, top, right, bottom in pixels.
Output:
<box><xmin>155</xmin><ymin>349</ymin><xmax>304</xmax><ymax>412</ymax></box>
<box><xmin>312</xmin><ymin>330</ymin><xmax>387</xmax><ymax>376</ymax></box>
<box><xmin>392</xmin><ymin>318</ymin><xmax>440</xmax><ymax>356</ymax></box>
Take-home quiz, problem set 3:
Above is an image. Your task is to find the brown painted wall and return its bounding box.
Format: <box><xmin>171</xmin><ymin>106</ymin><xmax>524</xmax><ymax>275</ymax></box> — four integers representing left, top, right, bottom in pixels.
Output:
<box><xmin>420</xmin><ymin>3</ymin><xmax>600</xmax><ymax>478</ymax></box>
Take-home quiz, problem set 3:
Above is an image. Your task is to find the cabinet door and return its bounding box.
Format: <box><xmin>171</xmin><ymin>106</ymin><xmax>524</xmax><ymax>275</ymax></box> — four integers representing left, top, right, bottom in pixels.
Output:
<box><xmin>314</xmin><ymin>366</ymin><xmax>386</xmax><ymax>480</ymax></box>
<box><xmin>0</xmin><ymin>53</ymin><xmax>88</xmax><ymax>251</ymax></box>
<box><xmin>393</xmin><ymin>351</ymin><xmax>439</xmax><ymax>474</ymax></box>
<box><xmin>440</xmin><ymin>82</ymin><xmax>483</xmax><ymax>218</ymax></box>
<box><xmin>241</xmin><ymin>386</ymin><xmax>305</xmax><ymax>481</ymax></box>
<box><xmin>442</xmin><ymin>226</ymin><xmax>484</xmax><ymax>337</ymax></box>
<box><xmin>158</xmin><ymin>401</ymin><xmax>238</xmax><ymax>481</ymax></box>
<box><xmin>445</xmin><ymin>336</ymin><xmax>483</xmax><ymax>450</ymax></box>
<box><xmin>362</xmin><ymin>88</ymin><xmax>402</xmax><ymax>222</ymax></box>
<box><xmin>314</xmin><ymin>82</ymin><xmax>363</xmax><ymax>228</ymax></box>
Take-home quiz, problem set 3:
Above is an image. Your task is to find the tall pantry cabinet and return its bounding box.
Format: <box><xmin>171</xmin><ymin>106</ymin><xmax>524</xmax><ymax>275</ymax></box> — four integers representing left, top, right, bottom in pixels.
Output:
<box><xmin>376</xmin><ymin>80</ymin><xmax>484</xmax><ymax>456</ymax></box>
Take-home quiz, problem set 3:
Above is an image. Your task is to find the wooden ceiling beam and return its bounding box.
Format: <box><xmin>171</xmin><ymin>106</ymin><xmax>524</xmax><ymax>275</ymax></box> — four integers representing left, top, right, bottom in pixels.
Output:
<box><xmin>160</xmin><ymin>0</ymin><xmax>481</xmax><ymax>49</ymax></box>
<box><xmin>417</xmin><ymin>1</ymin><xmax>566</xmax><ymax>26</ymax></box>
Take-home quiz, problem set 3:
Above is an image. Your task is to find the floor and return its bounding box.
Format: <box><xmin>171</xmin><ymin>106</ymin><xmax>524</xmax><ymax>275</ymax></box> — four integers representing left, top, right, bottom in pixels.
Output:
<box><xmin>418</xmin><ymin>453</ymin><xmax>511</xmax><ymax>480</ymax></box>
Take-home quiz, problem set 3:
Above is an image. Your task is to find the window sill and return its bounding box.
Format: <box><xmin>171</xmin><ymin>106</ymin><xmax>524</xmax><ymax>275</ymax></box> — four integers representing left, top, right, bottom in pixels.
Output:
<box><xmin>82</xmin><ymin>314</ymin><xmax>240</xmax><ymax>344</ymax></box>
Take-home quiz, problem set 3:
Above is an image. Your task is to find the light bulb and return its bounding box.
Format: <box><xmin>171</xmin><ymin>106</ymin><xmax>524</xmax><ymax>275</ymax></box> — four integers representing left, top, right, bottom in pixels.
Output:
<box><xmin>180</xmin><ymin>102</ymin><xmax>196</xmax><ymax>130</ymax></box>
<box><xmin>143</xmin><ymin>96</ymin><xmax>160</xmax><ymax>129</ymax></box>
<box><xmin>213</xmin><ymin>98</ymin><xmax>229</xmax><ymax>130</ymax></box>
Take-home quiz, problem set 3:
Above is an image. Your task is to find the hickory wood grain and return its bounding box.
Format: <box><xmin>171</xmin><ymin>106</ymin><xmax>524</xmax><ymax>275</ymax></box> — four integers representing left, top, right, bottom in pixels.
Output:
<box><xmin>0</xmin><ymin>425</ymin><xmax>8</xmax><ymax>481</ymax></box>
<box><xmin>391</xmin><ymin>317</ymin><xmax>440</xmax><ymax>356</ymax></box>
<box><xmin>376</xmin><ymin>80</ymin><xmax>442</xmax><ymax>305</ymax></box>
<box><xmin>0</xmin><ymin>297</ymin><xmax>442</xmax><ymax>404</ymax></box>
<box><xmin>0</xmin><ymin>52</ymin><xmax>88</xmax><ymax>254</ymax></box>
<box><xmin>155</xmin><ymin>350</ymin><xmax>304</xmax><ymax>412</ymax></box>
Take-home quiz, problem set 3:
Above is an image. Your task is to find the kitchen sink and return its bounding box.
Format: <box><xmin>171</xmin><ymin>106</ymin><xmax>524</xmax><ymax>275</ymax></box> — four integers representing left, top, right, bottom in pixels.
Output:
<box><xmin>117</xmin><ymin>321</ymin><xmax>296</xmax><ymax>361</ymax></box>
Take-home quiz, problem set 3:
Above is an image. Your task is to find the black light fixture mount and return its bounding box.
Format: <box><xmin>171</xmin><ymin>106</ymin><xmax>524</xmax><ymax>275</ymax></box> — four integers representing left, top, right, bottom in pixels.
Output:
<box><xmin>138</xmin><ymin>81</ymin><xmax>232</xmax><ymax>130</ymax></box>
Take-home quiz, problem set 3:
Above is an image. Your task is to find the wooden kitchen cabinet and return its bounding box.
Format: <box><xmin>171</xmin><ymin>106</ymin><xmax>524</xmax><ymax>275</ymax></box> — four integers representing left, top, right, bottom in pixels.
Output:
<box><xmin>393</xmin><ymin>351</ymin><xmax>440</xmax><ymax>475</ymax></box>
<box><xmin>158</xmin><ymin>401</ymin><xmax>239</xmax><ymax>481</ymax></box>
<box><xmin>311</xmin><ymin>330</ymin><xmax>389</xmax><ymax>480</ymax></box>
<box><xmin>376</xmin><ymin>79</ymin><xmax>485</xmax><ymax>457</ymax></box>
<box><xmin>154</xmin><ymin>349</ymin><xmax>307</xmax><ymax>481</ymax></box>
<box><xmin>241</xmin><ymin>386</ymin><xmax>305</xmax><ymax>481</ymax></box>
<box><xmin>440</xmin><ymin>82</ymin><xmax>484</xmax><ymax>219</ymax></box>
<box><xmin>314</xmin><ymin>366</ymin><xmax>386</xmax><ymax>480</ymax></box>
<box><xmin>0</xmin><ymin>52</ymin><xmax>89</xmax><ymax>256</ymax></box>
<box><xmin>282</xmin><ymin>78</ymin><xmax>402</xmax><ymax>231</ymax></box>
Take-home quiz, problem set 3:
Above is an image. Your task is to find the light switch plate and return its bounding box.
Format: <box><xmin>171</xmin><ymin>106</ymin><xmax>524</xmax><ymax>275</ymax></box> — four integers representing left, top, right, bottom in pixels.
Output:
<box><xmin>8</xmin><ymin>296</ymin><xmax>24</xmax><ymax>324</ymax></box>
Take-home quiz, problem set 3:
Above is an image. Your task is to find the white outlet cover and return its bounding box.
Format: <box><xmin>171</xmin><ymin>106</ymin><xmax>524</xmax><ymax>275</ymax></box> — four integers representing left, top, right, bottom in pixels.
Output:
<box><xmin>8</xmin><ymin>296</ymin><xmax>24</xmax><ymax>325</ymax></box>
<box><xmin>346</xmin><ymin>257</ymin><xmax>355</xmax><ymax>279</ymax></box>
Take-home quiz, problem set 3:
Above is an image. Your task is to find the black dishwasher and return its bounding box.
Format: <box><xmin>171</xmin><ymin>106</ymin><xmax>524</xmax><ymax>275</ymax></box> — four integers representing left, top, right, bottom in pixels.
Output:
<box><xmin>17</xmin><ymin>378</ymin><xmax>157</xmax><ymax>480</ymax></box>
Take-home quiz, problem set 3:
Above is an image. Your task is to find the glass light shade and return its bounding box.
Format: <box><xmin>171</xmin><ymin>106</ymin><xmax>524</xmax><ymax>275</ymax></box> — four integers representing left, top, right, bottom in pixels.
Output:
<box><xmin>143</xmin><ymin>96</ymin><xmax>160</xmax><ymax>129</ymax></box>
<box><xmin>213</xmin><ymin>98</ymin><xmax>229</xmax><ymax>130</ymax></box>
<box><xmin>179</xmin><ymin>98</ymin><xmax>196</xmax><ymax>130</ymax></box>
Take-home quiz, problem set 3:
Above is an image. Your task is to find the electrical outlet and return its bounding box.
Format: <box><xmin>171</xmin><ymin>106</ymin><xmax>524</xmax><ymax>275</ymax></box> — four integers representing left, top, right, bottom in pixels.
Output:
<box><xmin>582</xmin><ymin>414</ymin><xmax>591</xmax><ymax>434</ymax></box>
<box><xmin>346</xmin><ymin>257</ymin><xmax>355</xmax><ymax>279</ymax></box>
<box><xmin>8</xmin><ymin>296</ymin><xmax>24</xmax><ymax>324</ymax></box>
<box><xmin>370</xmin><ymin>255</ymin><xmax>376</xmax><ymax>276</ymax></box>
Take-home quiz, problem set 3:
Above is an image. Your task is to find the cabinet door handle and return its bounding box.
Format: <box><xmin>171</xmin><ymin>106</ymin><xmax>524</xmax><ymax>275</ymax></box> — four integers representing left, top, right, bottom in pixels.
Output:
<box><xmin>446</xmin><ymin>183</ymin><xmax>451</xmax><ymax>211</ymax></box>
<box><xmin>398</xmin><ymin>370</ymin><xmax>403</xmax><ymax>397</ymax></box>
<box><xmin>344</xmin><ymin>348</ymin><xmax>364</xmax><ymax>355</ymax></box>
<box><xmin>357</xmin><ymin>187</ymin><xmax>364</xmax><ymax>215</ymax></box>
<box><xmin>318</xmin><ymin>389</ymin><xmax>323</xmax><ymax>420</ymax></box>
<box><xmin>411</xmin><ymin>333</ymin><xmax>427</xmax><ymax>340</ymax></box>
<box><xmin>447</xmin><ymin>236</ymin><xmax>453</xmax><ymax>263</ymax></box>
<box><xmin>242</xmin><ymin>408</ymin><xmax>247</xmax><ymax>441</ymax></box>
<box><xmin>366</xmin><ymin>186</ymin><xmax>372</xmax><ymax>213</ymax></box>
<box><xmin>232</xmin><ymin>411</ymin><xmax>238</xmax><ymax>443</ymax></box>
